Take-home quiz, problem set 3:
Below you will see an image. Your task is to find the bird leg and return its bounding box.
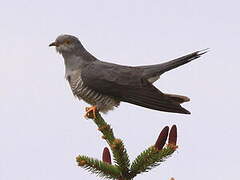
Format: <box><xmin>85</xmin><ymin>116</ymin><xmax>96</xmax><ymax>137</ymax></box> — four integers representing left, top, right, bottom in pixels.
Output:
<box><xmin>84</xmin><ymin>106</ymin><xmax>98</xmax><ymax>119</ymax></box>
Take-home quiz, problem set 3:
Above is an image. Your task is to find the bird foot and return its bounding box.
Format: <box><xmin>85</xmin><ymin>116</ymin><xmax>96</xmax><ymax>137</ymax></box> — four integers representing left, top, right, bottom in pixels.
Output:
<box><xmin>84</xmin><ymin>106</ymin><xmax>98</xmax><ymax>119</ymax></box>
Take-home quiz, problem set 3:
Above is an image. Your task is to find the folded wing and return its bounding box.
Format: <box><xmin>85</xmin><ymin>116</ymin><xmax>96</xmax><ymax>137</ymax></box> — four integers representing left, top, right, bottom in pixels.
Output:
<box><xmin>81</xmin><ymin>61</ymin><xmax>190</xmax><ymax>114</ymax></box>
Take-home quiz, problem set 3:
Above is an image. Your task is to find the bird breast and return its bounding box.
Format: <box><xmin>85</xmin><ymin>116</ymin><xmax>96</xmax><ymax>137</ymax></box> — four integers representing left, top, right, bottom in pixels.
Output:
<box><xmin>66</xmin><ymin>70</ymin><xmax>120</xmax><ymax>113</ymax></box>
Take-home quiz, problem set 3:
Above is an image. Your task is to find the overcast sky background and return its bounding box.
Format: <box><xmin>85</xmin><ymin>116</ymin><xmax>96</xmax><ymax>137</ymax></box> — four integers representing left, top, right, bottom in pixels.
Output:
<box><xmin>0</xmin><ymin>1</ymin><xmax>239</xmax><ymax>180</ymax></box>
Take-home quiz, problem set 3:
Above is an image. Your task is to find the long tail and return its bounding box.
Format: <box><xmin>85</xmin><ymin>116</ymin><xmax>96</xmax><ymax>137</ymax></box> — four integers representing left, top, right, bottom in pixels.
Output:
<box><xmin>140</xmin><ymin>49</ymin><xmax>208</xmax><ymax>79</ymax></box>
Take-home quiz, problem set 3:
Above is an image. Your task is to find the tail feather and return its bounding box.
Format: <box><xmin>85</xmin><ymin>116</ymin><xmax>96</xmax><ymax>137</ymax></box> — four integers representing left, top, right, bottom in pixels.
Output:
<box><xmin>164</xmin><ymin>93</ymin><xmax>190</xmax><ymax>104</ymax></box>
<box><xmin>121</xmin><ymin>83</ymin><xmax>191</xmax><ymax>114</ymax></box>
<box><xmin>124</xmin><ymin>96</ymin><xmax>190</xmax><ymax>114</ymax></box>
<box><xmin>140</xmin><ymin>49</ymin><xmax>208</xmax><ymax>80</ymax></box>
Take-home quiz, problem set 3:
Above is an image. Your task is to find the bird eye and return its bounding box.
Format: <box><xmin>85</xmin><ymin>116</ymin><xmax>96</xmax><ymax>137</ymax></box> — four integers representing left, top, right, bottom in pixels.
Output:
<box><xmin>65</xmin><ymin>40</ymin><xmax>71</xmax><ymax>44</ymax></box>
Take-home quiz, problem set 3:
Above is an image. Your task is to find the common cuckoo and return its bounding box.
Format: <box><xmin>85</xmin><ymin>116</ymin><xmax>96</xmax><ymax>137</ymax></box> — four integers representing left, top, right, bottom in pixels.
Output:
<box><xmin>49</xmin><ymin>34</ymin><xmax>207</xmax><ymax>117</ymax></box>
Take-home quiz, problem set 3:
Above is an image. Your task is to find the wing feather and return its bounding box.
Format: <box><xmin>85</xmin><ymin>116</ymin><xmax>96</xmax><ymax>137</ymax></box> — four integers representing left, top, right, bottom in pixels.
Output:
<box><xmin>81</xmin><ymin>61</ymin><xmax>190</xmax><ymax>114</ymax></box>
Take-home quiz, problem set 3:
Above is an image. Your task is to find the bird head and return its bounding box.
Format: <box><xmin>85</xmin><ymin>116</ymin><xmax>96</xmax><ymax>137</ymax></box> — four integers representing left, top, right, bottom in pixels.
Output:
<box><xmin>49</xmin><ymin>34</ymin><xmax>82</xmax><ymax>54</ymax></box>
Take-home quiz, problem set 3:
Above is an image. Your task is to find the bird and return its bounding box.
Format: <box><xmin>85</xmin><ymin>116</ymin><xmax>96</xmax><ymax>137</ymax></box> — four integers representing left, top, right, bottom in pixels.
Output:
<box><xmin>49</xmin><ymin>34</ymin><xmax>207</xmax><ymax>118</ymax></box>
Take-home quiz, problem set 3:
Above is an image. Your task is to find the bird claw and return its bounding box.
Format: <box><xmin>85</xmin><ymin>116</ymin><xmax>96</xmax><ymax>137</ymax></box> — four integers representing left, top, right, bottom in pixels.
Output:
<box><xmin>84</xmin><ymin>106</ymin><xmax>98</xmax><ymax>119</ymax></box>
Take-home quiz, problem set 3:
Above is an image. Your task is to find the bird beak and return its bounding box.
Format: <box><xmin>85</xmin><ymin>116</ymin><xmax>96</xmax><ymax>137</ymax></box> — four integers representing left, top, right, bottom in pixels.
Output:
<box><xmin>49</xmin><ymin>42</ymin><xmax>58</xmax><ymax>47</ymax></box>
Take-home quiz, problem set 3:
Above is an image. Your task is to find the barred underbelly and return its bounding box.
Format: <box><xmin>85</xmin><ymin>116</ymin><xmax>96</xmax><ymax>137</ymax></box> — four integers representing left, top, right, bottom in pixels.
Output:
<box><xmin>69</xmin><ymin>74</ymin><xmax>120</xmax><ymax>113</ymax></box>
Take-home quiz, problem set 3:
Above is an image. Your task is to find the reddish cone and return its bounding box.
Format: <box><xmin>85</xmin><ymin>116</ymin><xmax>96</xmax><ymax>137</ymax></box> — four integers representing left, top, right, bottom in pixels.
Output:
<box><xmin>168</xmin><ymin>125</ymin><xmax>177</xmax><ymax>146</ymax></box>
<box><xmin>155</xmin><ymin>126</ymin><xmax>169</xmax><ymax>150</ymax></box>
<box><xmin>102</xmin><ymin>147</ymin><xmax>112</xmax><ymax>164</ymax></box>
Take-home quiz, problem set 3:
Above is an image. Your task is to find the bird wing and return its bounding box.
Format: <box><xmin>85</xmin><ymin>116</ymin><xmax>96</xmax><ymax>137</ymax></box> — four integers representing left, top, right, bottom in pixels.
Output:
<box><xmin>81</xmin><ymin>61</ymin><xmax>190</xmax><ymax>114</ymax></box>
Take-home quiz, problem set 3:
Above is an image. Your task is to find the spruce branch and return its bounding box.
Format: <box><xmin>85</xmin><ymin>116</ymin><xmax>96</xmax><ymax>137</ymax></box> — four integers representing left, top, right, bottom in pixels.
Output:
<box><xmin>76</xmin><ymin>155</ymin><xmax>122</xmax><ymax>179</ymax></box>
<box><xmin>130</xmin><ymin>125</ymin><xmax>178</xmax><ymax>178</ymax></box>
<box><xmin>86</xmin><ymin>111</ymin><xmax>131</xmax><ymax>177</ymax></box>
<box><xmin>102</xmin><ymin>147</ymin><xmax>128</xmax><ymax>180</ymax></box>
<box><xmin>78</xmin><ymin>111</ymin><xmax>179</xmax><ymax>180</ymax></box>
<box><xmin>92</xmin><ymin>112</ymin><xmax>116</xmax><ymax>144</ymax></box>
<box><xmin>130</xmin><ymin>146</ymin><xmax>176</xmax><ymax>178</ymax></box>
<box><xmin>110</xmin><ymin>139</ymin><xmax>130</xmax><ymax>178</ymax></box>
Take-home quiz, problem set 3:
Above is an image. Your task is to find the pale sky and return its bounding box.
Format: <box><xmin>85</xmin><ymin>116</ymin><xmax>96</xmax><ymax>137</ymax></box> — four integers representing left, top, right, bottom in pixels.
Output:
<box><xmin>1</xmin><ymin>1</ymin><xmax>239</xmax><ymax>180</ymax></box>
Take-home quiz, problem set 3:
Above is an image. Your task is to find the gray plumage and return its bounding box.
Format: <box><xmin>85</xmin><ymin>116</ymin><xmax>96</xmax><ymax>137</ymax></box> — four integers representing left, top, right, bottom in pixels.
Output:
<box><xmin>49</xmin><ymin>34</ymin><xmax>207</xmax><ymax>114</ymax></box>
